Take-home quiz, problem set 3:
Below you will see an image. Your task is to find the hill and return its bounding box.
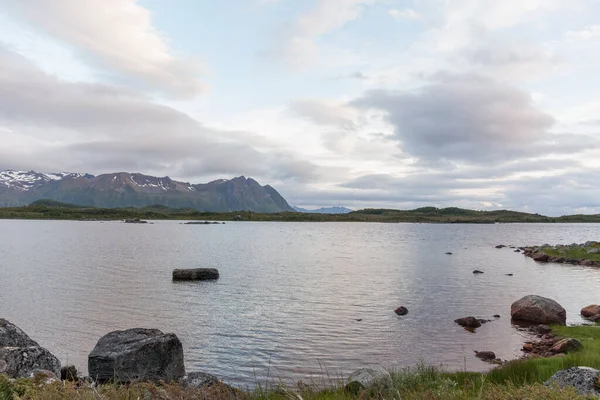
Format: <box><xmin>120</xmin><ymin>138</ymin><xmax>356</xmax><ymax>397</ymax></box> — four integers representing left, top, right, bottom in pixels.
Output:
<box><xmin>293</xmin><ymin>206</ymin><xmax>353</xmax><ymax>214</ymax></box>
<box><xmin>0</xmin><ymin>170</ymin><xmax>294</xmax><ymax>213</ymax></box>
<box><xmin>2</xmin><ymin>203</ymin><xmax>600</xmax><ymax>223</ymax></box>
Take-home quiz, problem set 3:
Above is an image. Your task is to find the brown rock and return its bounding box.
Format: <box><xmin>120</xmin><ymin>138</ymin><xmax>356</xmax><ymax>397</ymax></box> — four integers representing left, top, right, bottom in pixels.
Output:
<box><xmin>534</xmin><ymin>325</ymin><xmax>552</xmax><ymax>334</ymax></box>
<box><xmin>580</xmin><ymin>259</ymin><xmax>595</xmax><ymax>266</ymax></box>
<box><xmin>510</xmin><ymin>295</ymin><xmax>566</xmax><ymax>325</ymax></box>
<box><xmin>532</xmin><ymin>252</ymin><xmax>550</xmax><ymax>262</ymax></box>
<box><xmin>581</xmin><ymin>305</ymin><xmax>600</xmax><ymax>318</ymax></box>
<box><xmin>522</xmin><ymin>343</ymin><xmax>534</xmax><ymax>352</ymax></box>
<box><xmin>551</xmin><ymin>338</ymin><xmax>582</xmax><ymax>353</ymax></box>
<box><xmin>589</xmin><ymin>314</ymin><xmax>600</xmax><ymax>322</ymax></box>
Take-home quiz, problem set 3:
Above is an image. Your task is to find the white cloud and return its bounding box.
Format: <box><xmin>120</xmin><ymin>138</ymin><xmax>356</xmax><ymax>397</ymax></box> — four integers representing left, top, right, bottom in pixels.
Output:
<box><xmin>275</xmin><ymin>0</ymin><xmax>377</xmax><ymax>64</ymax></box>
<box><xmin>566</xmin><ymin>25</ymin><xmax>600</xmax><ymax>40</ymax></box>
<box><xmin>1</xmin><ymin>0</ymin><xmax>204</xmax><ymax>98</ymax></box>
<box><xmin>388</xmin><ymin>8</ymin><xmax>420</xmax><ymax>21</ymax></box>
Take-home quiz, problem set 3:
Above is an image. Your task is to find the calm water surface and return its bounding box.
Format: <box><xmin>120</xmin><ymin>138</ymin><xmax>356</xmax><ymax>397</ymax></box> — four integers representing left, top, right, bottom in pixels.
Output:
<box><xmin>1</xmin><ymin>221</ymin><xmax>600</xmax><ymax>386</ymax></box>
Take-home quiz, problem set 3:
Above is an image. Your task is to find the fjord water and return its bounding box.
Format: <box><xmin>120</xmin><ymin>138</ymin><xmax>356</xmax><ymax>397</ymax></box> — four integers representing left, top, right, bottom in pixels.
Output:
<box><xmin>1</xmin><ymin>221</ymin><xmax>600</xmax><ymax>386</ymax></box>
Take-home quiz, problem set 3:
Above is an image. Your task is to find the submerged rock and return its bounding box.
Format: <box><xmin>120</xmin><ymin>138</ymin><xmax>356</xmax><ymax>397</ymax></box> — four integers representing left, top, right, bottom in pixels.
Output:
<box><xmin>531</xmin><ymin>252</ymin><xmax>550</xmax><ymax>262</ymax></box>
<box><xmin>510</xmin><ymin>295</ymin><xmax>566</xmax><ymax>325</ymax></box>
<box><xmin>346</xmin><ymin>367</ymin><xmax>392</xmax><ymax>393</ymax></box>
<box><xmin>172</xmin><ymin>268</ymin><xmax>220</xmax><ymax>281</ymax></box>
<box><xmin>394</xmin><ymin>306</ymin><xmax>408</xmax><ymax>316</ymax></box>
<box><xmin>474</xmin><ymin>351</ymin><xmax>496</xmax><ymax>361</ymax></box>
<box><xmin>0</xmin><ymin>319</ymin><xmax>61</xmax><ymax>378</ymax></box>
<box><xmin>545</xmin><ymin>367</ymin><xmax>600</xmax><ymax>396</ymax></box>
<box><xmin>472</xmin><ymin>270</ymin><xmax>484</xmax><ymax>274</ymax></box>
<box><xmin>454</xmin><ymin>317</ymin><xmax>481</xmax><ymax>329</ymax></box>
<box><xmin>88</xmin><ymin>328</ymin><xmax>185</xmax><ymax>383</ymax></box>
<box><xmin>495</xmin><ymin>245</ymin><xmax>506</xmax><ymax>249</ymax></box>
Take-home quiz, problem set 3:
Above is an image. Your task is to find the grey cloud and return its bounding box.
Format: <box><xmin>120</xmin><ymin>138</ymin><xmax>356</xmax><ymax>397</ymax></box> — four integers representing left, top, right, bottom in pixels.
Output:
<box><xmin>327</xmin><ymin>162</ymin><xmax>600</xmax><ymax>216</ymax></box>
<box><xmin>354</xmin><ymin>73</ymin><xmax>558</xmax><ymax>163</ymax></box>
<box><xmin>0</xmin><ymin>45</ymin><xmax>317</xmax><ymax>184</ymax></box>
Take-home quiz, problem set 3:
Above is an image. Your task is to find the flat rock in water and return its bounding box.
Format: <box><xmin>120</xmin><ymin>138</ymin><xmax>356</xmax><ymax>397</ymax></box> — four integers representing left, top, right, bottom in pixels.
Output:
<box><xmin>88</xmin><ymin>328</ymin><xmax>185</xmax><ymax>383</ymax></box>
<box><xmin>473</xmin><ymin>270</ymin><xmax>484</xmax><ymax>274</ymax></box>
<box><xmin>0</xmin><ymin>319</ymin><xmax>61</xmax><ymax>378</ymax></box>
<box><xmin>172</xmin><ymin>268</ymin><xmax>220</xmax><ymax>281</ymax></box>
<box><xmin>346</xmin><ymin>367</ymin><xmax>392</xmax><ymax>393</ymax></box>
<box><xmin>545</xmin><ymin>367</ymin><xmax>600</xmax><ymax>396</ymax></box>
<box><xmin>474</xmin><ymin>351</ymin><xmax>496</xmax><ymax>361</ymax></box>
<box><xmin>394</xmin><ymin>306</ymin><xmax>408</xmax><ymax>316</ymax></box>
<box><xmin>510</xmin><ymin>295</ymin><xmax>566</xmax><ymax>325</ymax></box>
<box><xmin>454</xmin><ymin>316</ymin><xmax>482</xmax><ymax>328</ymax></box>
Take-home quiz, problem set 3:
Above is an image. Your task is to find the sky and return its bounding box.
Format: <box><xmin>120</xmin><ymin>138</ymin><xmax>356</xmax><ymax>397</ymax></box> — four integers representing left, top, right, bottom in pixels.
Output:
<box><xmin>0</xmin><ymin>0</ymin><xmax>600</xmax><ymax>215</ymax></box>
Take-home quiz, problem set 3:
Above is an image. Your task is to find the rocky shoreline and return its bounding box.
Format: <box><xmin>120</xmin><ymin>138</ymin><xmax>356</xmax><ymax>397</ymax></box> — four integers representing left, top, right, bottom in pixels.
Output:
<box><xmin>3</xmin><ymin>294</ymin><xmax>598</xmax><ymax>395</ymax></box>
<box><xmin>503</xmin><ymin>241</ymin><xmax>600</xmax><ymax>267</ymax></box>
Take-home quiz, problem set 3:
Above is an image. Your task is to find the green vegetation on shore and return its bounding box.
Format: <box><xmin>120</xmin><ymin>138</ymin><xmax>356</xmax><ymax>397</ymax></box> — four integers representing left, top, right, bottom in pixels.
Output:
<box><xmin>543</xmin><ymin>245</ymin><xmax>600</xmax><ymax>262</ymax></box>
<box><xmin>2</xmin><ymin>325</ymin><xmax>599</xmax><ymax>399</ymax></box>
<box><xmin>2</xmin><ymin>200</ymin><xmax>600</xmax><ymax>223</ymax></box>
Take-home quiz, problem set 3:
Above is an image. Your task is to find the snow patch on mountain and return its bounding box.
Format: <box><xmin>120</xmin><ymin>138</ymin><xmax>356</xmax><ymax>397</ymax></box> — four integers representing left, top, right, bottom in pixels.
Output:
<box><xmin>0</xmin><ymin>170</ymin><xmax>83</xmax><ymax>191</ymax></box>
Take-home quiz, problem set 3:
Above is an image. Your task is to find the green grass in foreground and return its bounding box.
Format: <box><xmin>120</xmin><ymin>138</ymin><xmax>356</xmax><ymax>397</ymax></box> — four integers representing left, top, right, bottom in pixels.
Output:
<box><xmin>2</xmin><ymin>325</ymin><xmax>599</xmax><ymax>399</ymax></box>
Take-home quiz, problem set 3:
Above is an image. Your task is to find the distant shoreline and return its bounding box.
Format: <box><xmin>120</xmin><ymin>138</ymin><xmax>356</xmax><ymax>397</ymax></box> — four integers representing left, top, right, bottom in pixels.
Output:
<box><xmin>1</xmin><ymin>200</ymin><xmax>600</xmax><ymax>223</ymax></box>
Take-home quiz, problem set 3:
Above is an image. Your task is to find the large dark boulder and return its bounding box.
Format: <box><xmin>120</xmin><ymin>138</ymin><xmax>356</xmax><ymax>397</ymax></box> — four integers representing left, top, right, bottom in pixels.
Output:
<box><xmin>0</xmin><ymin>319</ymin><xmax>61</xmax><ymax>378</ymax></box>
<box><xmin>172</xmin><ymin>268</ymin><xmax>219</xmax><ymax>281</ymax></box>
<box><xmin>88</xmin><ymin>328</ymin><xmax>185</xmax><ymax>383</ymax></box>
<box><xmin>510</xmin><ymin>295</ymin><xmax>566</xmax><ymax>325</ymax></box>
<box><xmin>545</xmin><ymin>367</ymin><xmax>600</xmax><ymax>396</ymax></box>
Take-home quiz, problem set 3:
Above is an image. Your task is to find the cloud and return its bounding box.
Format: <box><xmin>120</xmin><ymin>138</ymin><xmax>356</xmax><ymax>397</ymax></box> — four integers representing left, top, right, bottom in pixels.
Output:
<box><xmin>388</xmin><ymin>8</ymin><xmax>420</xmax><ymax>21</ymax></box>
<box><xmin>1</xmin><ymin>0</ymin><xmax>204</xmax><ymax>98</ymax></box>
<box><xmin>354</xmin><ymin>73</ymin><xmax>559</xmax><ymax>163</ymax></box>
<box><xmin>288</xmin><ymin>99</ymin><xmax>358</xmax><ymax>129</ymax></box>
<box><xmin>0</xmin><ymin>44</ymin><xmax>316</xmax><ymax>183</ymax></box>
<box><xmin>274</xmin><ymin>0</ymin><xmax>376</xmax><ymax>64</ymax></box>
<box><xmin>566</xmin><ymin>25</ymin><xmax>600</xmax><ymax>40</ymax></box>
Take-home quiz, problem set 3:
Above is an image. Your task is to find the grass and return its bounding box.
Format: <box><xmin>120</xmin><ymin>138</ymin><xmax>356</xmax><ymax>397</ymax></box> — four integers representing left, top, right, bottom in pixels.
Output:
<box><xmin>544</xmin><ymin>246</ymin><xmax>600</xmax><ymax>262</ymax></box>
<box><xmin>2</xmin><ymin>325</ymin><xmax>599</xmax><ymax>399</ymax></box>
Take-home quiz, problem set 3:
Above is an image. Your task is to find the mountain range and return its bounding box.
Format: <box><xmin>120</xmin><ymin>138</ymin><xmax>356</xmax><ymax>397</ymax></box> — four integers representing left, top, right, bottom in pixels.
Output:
<box><xmin>0</xmin><ymin>170</ymin><xmax>294</xmax><ymax>212</ymax></box>
<box><xmin>293</xmin><ymin>206</ymin><xmax>352</xmax><ymax>214</ymax></box>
